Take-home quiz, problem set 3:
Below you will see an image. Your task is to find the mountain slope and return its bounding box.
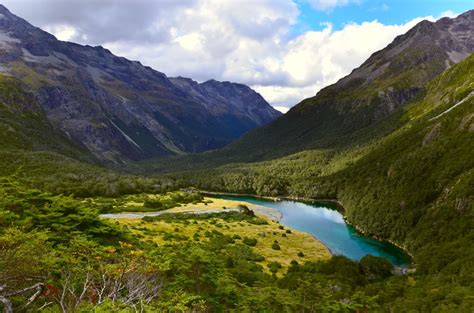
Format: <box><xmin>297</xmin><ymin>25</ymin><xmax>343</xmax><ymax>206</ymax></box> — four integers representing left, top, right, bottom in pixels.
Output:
<box><xmin>0</xmin><ymin>5</ymin><xmax>281</xmax><ymax>163</ymax></box>
<box><xmin>174</xmin><ymin>50</ymin><xmax>474</xmax><ymax>280</ymax></box>
<box><xmin>224</xmin><ymin>10</ymin><xmax>473</xmax><ymax>161</ymax></box>
<box><xmin>0</xmin><ymin>74</ymin><xmax>92</xmax><ymax>159</ymax></box>
<box><xmin>148</xmin><ymin>11</ymin><xmax>473</xmax><ymax>170</ymax></box>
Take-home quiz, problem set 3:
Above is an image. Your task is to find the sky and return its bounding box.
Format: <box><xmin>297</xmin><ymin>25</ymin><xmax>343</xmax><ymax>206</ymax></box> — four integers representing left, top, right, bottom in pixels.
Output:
<box><xmin>2</xmin><ymin>0</ymin><xmax>472</xmax><ymax>112</ymax></box>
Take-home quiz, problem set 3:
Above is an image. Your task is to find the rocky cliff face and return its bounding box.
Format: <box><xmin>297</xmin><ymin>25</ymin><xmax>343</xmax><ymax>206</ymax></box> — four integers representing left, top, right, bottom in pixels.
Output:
<box><xmin>0</xmin><ymin>5</ymin><xmax>281</xmax><ymax>162</ymax></box>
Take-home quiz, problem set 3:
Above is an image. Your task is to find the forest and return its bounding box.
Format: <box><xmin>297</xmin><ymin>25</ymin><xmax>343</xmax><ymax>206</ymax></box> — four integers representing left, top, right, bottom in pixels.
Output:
<box><xmin>0</xmin><ymin>13</ymin><xmax>472</xmax><ymax>313</ymax></box>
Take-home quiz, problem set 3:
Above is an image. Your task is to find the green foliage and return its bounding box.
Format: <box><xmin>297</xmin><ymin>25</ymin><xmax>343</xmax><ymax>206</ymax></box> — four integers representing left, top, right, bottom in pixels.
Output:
<box><xmin>0</xmin><ymin>37</ymin><xmax>472</xmax><ymax>312</ymax></box>
<box><xmin>359</xmin><ymin>255</ymin><xmax>393</xmax><ymax>281</ymax></box>
<box><xmin>143</xmin><ymin>199</ymin><xmax>163</xmax><ymax>209</ymax></box>
<box><xmin>143</xmin><ymin>210</ymin><xmax>267</xmax><ymax>226</ymax></box>
<box><xmin>268</xmin><ymin>261</ymin><xmax>282</xmax><ymax>273</ymax></box>
<box><xmin>142</xmin><ymin>54</ymin><xmax>474</xmax><ymax>311</ymax></box>
<box><xmin>243</xmin><ymin>237</ymin><xmax>258</xmax><ymax>247</ymax></box>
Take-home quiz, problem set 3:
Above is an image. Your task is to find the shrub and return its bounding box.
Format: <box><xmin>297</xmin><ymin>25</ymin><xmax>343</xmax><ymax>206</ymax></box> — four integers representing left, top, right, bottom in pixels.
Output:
<box><xmin>243</xmin><ymin>237</ymin><xmax>257</xmax><ymax>246</ymax></box>
<box><xmin>238</xmin><ymin>204</ymin><xmax>255</xmax><ymax>217</ymax></box>
<box><xmin>143</xmin><ymin>199</ymin><xmax>163</xmax><ymax>209</ymax></box>
<box><xmin>226</xmin><ymin>256</ymin><xmax>235</xmax><ymax>268</ymax></box>
<box><xmin>268</xmin><ymin>261</ymin><xmax>282</xmax><ymax>273</ymax></box>
<box><xmin>272</xmin><ymin>242</ymin><xmax>281</xmax><ymax>250</ymax></box>
<box><xmin>359</xmin><ymin>255</ymin><xmax>393</xmax><ymax>281</ymax></box>
<box><xmin>298</xmin><ymin>251</ymin><xmax>305</xmax><ymax>257</ymax></box>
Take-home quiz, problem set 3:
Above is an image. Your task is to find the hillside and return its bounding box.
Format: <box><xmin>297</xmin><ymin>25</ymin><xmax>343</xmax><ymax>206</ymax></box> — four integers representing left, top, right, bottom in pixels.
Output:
<box><xmin>224</xmin><ymin>10</ymin><xmax>473</xmax><ymax>160</ymax></box>
<box><xmin>172</xmin><ymin>52</ymin><xmax>474</xmax><ymax>297</ymax></box>
<box><xmin>1</xmin><ymin>53</ymin><xmax>472</xmax><ymax>308</ymax></box>
<box><xmin>142</xmin><ymin>10</ymin><xmax>473</xmax><ymax>172</ymax></box>
<box><xmin>0</xmin><ymin>5</ymin><xmax>280</xmax><ymax>163</ymax></box>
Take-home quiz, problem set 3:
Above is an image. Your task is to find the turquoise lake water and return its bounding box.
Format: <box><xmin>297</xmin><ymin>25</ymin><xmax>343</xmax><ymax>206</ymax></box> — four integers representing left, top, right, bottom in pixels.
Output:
<box><xmin>214</xmin><ymin>195</ymin><xmax>411</xmax><ymax>267</ymax></box>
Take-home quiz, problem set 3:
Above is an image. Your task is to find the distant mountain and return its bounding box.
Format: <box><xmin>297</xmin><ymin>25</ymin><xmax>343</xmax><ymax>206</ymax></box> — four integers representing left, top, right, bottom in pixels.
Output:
<box><xmin>209</xmin><ymin>10</ymin><xmax>474</xmax><ymax>162</ymax></box>
<box><xmin>0</xmin><ymin>5</ymin><xmax>281</xmax><ymax>162</ymax></box>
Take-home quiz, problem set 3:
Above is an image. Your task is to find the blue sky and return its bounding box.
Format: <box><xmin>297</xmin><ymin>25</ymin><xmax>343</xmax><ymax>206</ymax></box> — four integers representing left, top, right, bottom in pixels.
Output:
<box><xmin>293</xmin><ymin>0</ymin><xmax>473</xmax><ymax>33</ymax></box>
<box><xmin>3</xmin><ymin>0</ymin><xmax>472</xmax><ymax>111</ymax></box>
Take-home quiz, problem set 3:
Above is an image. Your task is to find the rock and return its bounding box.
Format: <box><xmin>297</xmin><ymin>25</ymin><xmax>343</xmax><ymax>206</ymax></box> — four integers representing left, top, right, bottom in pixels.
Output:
<box><xmin>422</xmin><ymin>123</ymin><xmax>441</xmax><ymax>146</ymax></box>
<box><xmin>455</xmin><ymin>198</ymin><xmax>469</xmax><ymax>213</ymax></box>
<box><xmin>0</xmin><ymin>4</ymin><xmax>281</xmax><ymax>162</ymax></box>
<box><xmin>459</xmin><ymin>113</ymin><xmax>474</xmax><ymax>131</ymax></box>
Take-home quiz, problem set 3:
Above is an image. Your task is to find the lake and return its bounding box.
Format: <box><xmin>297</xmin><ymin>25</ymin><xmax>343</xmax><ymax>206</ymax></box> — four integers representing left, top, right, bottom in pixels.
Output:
<box><xmin>213</xmin><ymin>195</ymin><xmax>411</xmax><ymax>267</ymax></box>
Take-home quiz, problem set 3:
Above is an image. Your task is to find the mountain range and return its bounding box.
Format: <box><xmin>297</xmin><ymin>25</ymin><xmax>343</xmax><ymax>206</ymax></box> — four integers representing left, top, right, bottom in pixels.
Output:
<box><xmin>0</xmin><ymin>4</ymin><xmax>473</xmax><ymax>312</ymax></box>
<box><xmin>0</xmin><ymin>4</ymin><xmax>280</xmax><ymax>163</ymax></box>
<box><xmin>201</xmin><ymin>9</ymin><xmax>474</xmax><ymax>163</ymax></box>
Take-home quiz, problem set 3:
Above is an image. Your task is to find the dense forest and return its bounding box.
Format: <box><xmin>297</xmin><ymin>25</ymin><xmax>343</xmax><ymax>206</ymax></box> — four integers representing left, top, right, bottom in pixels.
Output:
<box><xmin>0</xmin><ymin>7</ymin><xmax>472</xmax><ymax>312</ymax></box>
<box><xmin>153</xmin><ymin>52</ymin><xmax>474</xmax><ymax>310</ymax></box>
<box><xmin>2</xmin><ymin>178</ymin><xmax>471</xmax><ymax>312</ymax></box>
<box><xmin>0</xmin><ymin>56</ymin><xmax>472</xmax><ymax>312</ymax></box>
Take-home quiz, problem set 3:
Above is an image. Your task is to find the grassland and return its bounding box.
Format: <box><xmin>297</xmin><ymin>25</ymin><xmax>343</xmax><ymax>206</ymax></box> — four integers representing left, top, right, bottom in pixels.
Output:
<box><xmin>113</xmin><ymin>197</ymin><xmax>330</xmax><ymax>274</ymax></box>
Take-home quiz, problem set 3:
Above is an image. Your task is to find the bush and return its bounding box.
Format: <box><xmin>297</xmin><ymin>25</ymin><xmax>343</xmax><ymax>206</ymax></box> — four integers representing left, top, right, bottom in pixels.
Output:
<box><xmin>143</xmin><ymin>199</ymin><xmax>163</xmax><ymax>209</ymax></box>
<box><xmin>272</xmin><ymin>242</ymin><xmax>281</xmax><ymax>250</ymax></box>
<box><xmin>268</xmin><ymin>261</ymin><xmax>282</xmax><ymax>273</ymax></box>
<box><xmin>243</xmin><ymin>237</ymin><xmax>257</xmax><ymax>246</ymax></box>
<box><xmin>225</xmin><ymin>256</ymin><xmax>235</xmax><ymax>268</ymax></box>
<box><xmin>238</xmin><ymin>204</ymin><xmax>255</xmax><ymax>217</ymax></box>
<box><xmin>359</xmin><ymin>255</ymin><xmax>393</xmax><ymax>281</ymax></box>
<box><xmin>298</xmin><ymin>251</ymin><xmax>304</xmax><ymax>257</ymax></box>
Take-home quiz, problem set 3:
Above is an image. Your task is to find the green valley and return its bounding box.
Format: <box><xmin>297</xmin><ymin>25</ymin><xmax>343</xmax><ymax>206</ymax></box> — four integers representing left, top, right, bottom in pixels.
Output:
<box><xmin>0</xmin><ymin>5</ymin><xmax>473</xmax><ymax>313</ymax></box>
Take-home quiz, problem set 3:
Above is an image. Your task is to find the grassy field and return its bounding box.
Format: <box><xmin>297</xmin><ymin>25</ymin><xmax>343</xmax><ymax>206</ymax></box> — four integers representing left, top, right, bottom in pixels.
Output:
<box><xmin>115</xmin><ymin>198</ymin><xmax>330</xmax><ymax>274</ymax></box>
<box><xmin>166</xmin><ymin>197</ymin><xmax>241</xmax><ymax>213</ymax></box>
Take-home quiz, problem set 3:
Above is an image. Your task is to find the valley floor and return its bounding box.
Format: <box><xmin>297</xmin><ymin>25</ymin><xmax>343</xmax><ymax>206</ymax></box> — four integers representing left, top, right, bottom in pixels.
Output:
<box><xmin>102</xmin><ymin>197</ymin><xmax>330</xmax><ymax>273</ymax></box>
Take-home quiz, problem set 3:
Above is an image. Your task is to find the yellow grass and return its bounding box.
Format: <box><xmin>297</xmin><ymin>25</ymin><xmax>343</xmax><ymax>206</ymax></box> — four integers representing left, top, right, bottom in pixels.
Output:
<box><xmin>167</xmin><ymin>197</ymin><xmax>250</xmax><ymax>213</ymax></box>
<box><xmin>124</xmin><ymin>201</ymin><xmax>144</xmax><ymax>207</ymax></box>
<box><xmin>117</xmin><ymin>198</ymin><xmax>331</xmax><ymax>274</ymax></box>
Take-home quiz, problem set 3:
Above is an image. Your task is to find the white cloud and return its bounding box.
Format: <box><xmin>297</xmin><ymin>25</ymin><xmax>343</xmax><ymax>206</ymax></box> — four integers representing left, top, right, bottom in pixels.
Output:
<box><xmin>174</xmin><ymin>33</ymin><xmax>205</xmax><ymax>51</ymax></box>
<box><xmin>438</xmin><ymin>10</ymin><xmax>458</xmax><ymax>19</ymax></box>
<box><xmin>2</xmin><ymin>0</ymin><xmax>454</xmax><ymax>111</ymax></box>
<box><xmin>273</xmin><ymin>106</ymin><xmax>290</xmax><ymax>113</ymax></box>
<box><xmin>305</xmin><ymin>0</ymin><xmax>358</xmax><ymax>11</ymax></box>
<box><xmin>252</xmin><ymin>17</ymin><xmax>431</xmax><ymax>108</ymax></box>
<box><xmin>43</xmin><ymin>24</ymin><xmax>78</xmax><ymax>41</ymax></box>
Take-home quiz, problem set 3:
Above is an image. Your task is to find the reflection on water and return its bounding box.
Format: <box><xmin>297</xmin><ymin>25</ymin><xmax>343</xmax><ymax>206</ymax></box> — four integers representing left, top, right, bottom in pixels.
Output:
<box><xmin>214</xmin><ymin>195</ymin><xmax>411</xmax><ymax>267</ymax></box>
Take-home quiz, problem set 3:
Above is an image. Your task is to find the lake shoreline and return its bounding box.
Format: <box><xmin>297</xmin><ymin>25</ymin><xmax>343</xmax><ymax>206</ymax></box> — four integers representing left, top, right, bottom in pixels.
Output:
<box><xmin>199</xmin><ymin>190</ymin><xmax>414</xmax><ymax>267</ymax></box>
<box><xmin>344</xmin><ymin>218</ymin><xmax>416</xmax><ymax>262</ymax></box>
<box><xmin>198</xmin><ymin>190</ymin><xmax>345</xmax><ymax>210</ymax></box>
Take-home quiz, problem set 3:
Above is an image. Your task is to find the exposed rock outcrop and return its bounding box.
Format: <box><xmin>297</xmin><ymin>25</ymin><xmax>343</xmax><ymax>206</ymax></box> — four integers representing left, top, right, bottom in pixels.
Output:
<box><xmin>0</xmin><ymin>5</ymin><xmax>281</xmax><ymax>162</ymax></box>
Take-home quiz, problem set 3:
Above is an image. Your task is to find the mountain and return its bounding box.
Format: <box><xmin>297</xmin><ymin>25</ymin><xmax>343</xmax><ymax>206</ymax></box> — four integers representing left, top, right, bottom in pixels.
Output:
<box><xmin>1</xmin><ymin>6</ymin><xmax>473</xmax><ymax>312</ymax></box>
<box><xmin>0</xmin><ymin>5</ymin><xmax>281</xmax><ymax>163</ymax></box>
<box><xmin>169</xmin><ymin>41</ymin><xmax>474</xmax><ymax>308</ymax></box>
<box><xmin>171</xmin><ymin>10</ymin><xmax>473</xmax><ymax>165</ymax></box>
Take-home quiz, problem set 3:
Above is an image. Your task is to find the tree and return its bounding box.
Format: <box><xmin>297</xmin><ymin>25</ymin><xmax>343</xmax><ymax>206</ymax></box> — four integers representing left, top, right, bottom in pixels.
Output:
<box><xmin>359</xmin><ymin>255</ymin><xmax>393</xmax><ymax>281</ymax></box>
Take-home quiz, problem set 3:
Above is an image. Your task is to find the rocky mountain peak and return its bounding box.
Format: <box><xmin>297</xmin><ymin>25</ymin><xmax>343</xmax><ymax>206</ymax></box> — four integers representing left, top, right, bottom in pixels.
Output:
<box><xmin>234</xmin><ymin>9</ymin><xmax>474</xmax><ymax>161</ymax></box>
<box><xmin>333</xmin><ymin>11</ymin><xmax>474</xmax><ymax>95</ymax></box>
<box><xmin>0</xmin><ymin>5</ymin><xmax>281</xmax><ymax>162</ymax></box>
